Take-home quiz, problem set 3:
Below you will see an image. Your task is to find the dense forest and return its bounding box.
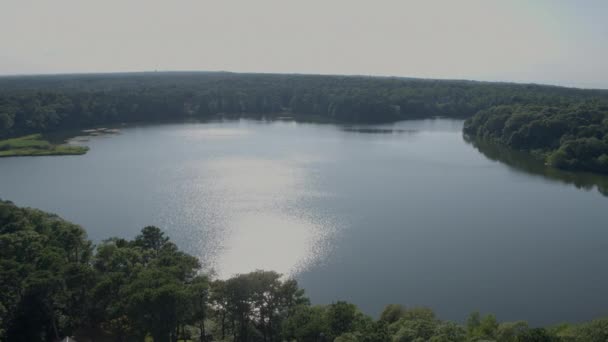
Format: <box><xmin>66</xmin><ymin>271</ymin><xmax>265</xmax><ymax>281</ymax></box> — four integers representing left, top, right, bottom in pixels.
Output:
<box><xmin>1</xmin><ymin>199</ymin><xmax>607</xmax><ymax>342</ymax></box>
<box><xmin>0</xmin><ymin>72</ymin><xmax>606</xmax><ymax>131</ymax></box>
<box><xmin>463</xmin><ymin>103</ymin><xmax>608</xmax><ymax>174</ymax></box>
<box><xmin>2</xmin><ymin>71</ymin><xmax>608</xmax><ymax>170</ymax></box>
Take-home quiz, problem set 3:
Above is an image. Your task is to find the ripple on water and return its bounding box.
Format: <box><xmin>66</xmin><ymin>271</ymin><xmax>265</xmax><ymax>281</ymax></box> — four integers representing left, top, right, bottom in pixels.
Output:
<box><xmin>157</xmin><ymin>155</ymin><xmax>341</xmax><ymax>278</ymax></box>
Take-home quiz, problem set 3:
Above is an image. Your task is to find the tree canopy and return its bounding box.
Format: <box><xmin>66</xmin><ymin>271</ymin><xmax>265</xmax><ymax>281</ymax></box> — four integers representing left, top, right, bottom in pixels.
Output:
<box><xmin>1</xmin><ymin>72</ymin><xmax>607</xmax><ymax>137</ymax></box>
<box><xmin>2</xmin><ymin>72</ymin><xmax>608</xmax><ymax>173</ymax></box>
<box><xmin>1</xmin><ymin>199</ymin><xmax>608</xmax><ymax>341</ymax></box>
<box><xmin>464</xmin><ymin>103</ymin><xmax>608</xmax><ymax>173</ymax></box>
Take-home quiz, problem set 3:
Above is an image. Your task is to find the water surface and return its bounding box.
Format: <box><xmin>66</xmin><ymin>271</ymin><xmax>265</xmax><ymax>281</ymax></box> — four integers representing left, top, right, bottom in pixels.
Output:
<box><xmin>1</xmin><ymin>119</ymin><xmax>607</xmax><ymax>325</ymax></box>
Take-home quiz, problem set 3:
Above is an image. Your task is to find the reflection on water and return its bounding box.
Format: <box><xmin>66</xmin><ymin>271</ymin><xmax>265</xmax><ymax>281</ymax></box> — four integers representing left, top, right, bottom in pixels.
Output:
<box><xmin>466</xmin><ymin>136</ymin><xmax>608</xmax><ymax>197</ymax></box>
<box><xmin>341</xmin><ymin>127</ymin><xmax>418</xmax><ymax>134</ymax></box>
<box><xmin>203</xmin><ymin>157</ymin><xmax>335</xmax><ymax>278</ymax></box>
<box><xmin>168</xmin><ymin>127</ymin><xmax>251</xmax><ymax>140</ymax></box>
<box><xmin>218</xmin><ymin>212</ymin><xmax>329</xmax><ymax>278</ymax></box>
<box><xmin>137</xmin><ymin>122</ymin><xmax>340</xmax><ymax>279</ymax></box>
<box><xmin>2</xmin><ymin>118</ymin><xmax>608</xmax><ymax>325</ymax></box>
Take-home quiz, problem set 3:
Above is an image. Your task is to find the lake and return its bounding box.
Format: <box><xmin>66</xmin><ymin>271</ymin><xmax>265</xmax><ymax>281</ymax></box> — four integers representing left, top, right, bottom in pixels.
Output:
<box><xmin>1</xmin><ymin>118</ymin><xmax>607</xmax><ymax>325</ymax></box>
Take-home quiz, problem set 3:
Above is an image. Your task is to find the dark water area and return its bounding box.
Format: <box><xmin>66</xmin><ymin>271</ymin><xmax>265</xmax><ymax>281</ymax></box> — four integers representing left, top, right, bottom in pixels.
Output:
<box><xmin>0</xmin><ymin>118</ymin><xmax>607</xmax><ymax>325</ymax></box>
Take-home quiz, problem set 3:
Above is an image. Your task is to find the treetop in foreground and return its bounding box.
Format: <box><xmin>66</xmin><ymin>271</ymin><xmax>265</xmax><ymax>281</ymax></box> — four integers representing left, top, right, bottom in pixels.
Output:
<box><xmin>1</xmin><ymin>200</ymin><xmax>608</xmax><ymax>341</ymax></box>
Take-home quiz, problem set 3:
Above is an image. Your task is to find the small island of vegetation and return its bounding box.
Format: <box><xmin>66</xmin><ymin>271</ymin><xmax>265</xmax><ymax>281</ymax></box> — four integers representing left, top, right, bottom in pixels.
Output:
<box><xmin>0</xmin><ymin>134</ymin><xmax>88</xmax><ymax>157</ymax></box>
<box><xmin>1</xmin><ymin>199</ymin><xmax>607</xmax><ymax>342</ymax></box>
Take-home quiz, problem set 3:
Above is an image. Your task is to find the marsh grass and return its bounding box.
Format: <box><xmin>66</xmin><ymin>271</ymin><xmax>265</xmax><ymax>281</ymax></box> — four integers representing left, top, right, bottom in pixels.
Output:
<box><xmin>0</xmin><ymin>134</ymin><xmax>88</xmax><ymax>157</ymax></box>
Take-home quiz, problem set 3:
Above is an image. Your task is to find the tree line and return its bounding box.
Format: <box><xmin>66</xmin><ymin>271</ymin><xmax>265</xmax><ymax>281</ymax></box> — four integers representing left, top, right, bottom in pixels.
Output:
<box><xmin>2</xmin><ymin>72</ymin><xmax>608</xmax><ymax>139</ymax></box>
<box><xmin>463</xmin><ymin>102</ymin><xmax>608</xmax><ymax>174</ymax></box>
<box><xmin>1</xmin><ymin>200</ymin><xmax>608</xmax><ymax>342</ymax></box>
<box><xmin>3</xmin><ymin>72</ymin><xmax>608</xmax><ymax>173</ymax></box>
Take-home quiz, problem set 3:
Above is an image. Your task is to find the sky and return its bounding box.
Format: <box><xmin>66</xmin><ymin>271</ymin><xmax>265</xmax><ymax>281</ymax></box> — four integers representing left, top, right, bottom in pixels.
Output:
<box><xmin>1</xmin><ymin>0</ymin><xmax>607</xmax><ymax>88</ymax></box>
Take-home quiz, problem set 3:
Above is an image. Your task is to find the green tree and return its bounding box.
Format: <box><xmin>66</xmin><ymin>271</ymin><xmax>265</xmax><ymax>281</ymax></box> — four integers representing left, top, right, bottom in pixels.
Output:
<box><xmin>282</xmin><ymin>305</ymin><xmax>329</xmax><ymax>342</ymax></box>
<box><xmin>574</xmin><ymin>318</ymin><xmax>608</xmax><ymax>342</ymax></box>
<box><xmin>380</xmin><ymin>304</ymin><xmax>406</xmax><ymax>324</ymax></box>
<box><xmin>327</xmin><ymin>301</ymin><xmax>358</xmax><ymax>339</ymax></box>
<box><xmin>187</xmin><ymin>275</ymin><xmax>210</xmax><ymax>342</ymax></box>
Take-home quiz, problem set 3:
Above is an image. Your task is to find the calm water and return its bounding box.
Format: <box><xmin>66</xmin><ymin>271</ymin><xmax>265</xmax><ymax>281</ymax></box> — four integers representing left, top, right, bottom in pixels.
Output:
<box><xmin>1</xmin><ymin>119</ymin><xmax>607</xmax><ymax>325</ymax></box>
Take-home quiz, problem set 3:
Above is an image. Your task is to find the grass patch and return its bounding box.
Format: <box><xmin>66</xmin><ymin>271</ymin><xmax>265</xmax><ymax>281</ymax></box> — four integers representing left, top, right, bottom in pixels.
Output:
<box><xmin>0</xmin><ymin>134</ymin><xmax>89</xmax><ymax>157</ymax></box>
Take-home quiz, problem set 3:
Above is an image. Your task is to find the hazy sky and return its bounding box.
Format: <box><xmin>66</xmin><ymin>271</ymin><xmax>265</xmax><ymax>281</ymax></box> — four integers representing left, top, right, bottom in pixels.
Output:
<box><xmin>1</xmin><ymin>0</ymin><xmax>607</xmax><ymax>88</ymax></box>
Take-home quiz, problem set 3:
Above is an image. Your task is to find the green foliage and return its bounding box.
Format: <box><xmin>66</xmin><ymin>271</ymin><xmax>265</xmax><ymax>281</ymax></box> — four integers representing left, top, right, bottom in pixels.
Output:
<box><xmin>495</xmin><ymin>321</ymin><xmax>529</xmax><ymax>342</ymax></box>
<box><xmin>282</xmin><ymin>305</ymin><xmax>329</xmax><ymax>342</ymax></box>
<box><xmin>327</xmin><ymin>301</ymin><xmax>359</xmax><ymax>339</ymax></box>
<box><xmin>464</xmin><ymin>103</ymin><xmax>608</xmax><ymax>173</ymax></box>
<box><xmin>0</xmin><ymin>133</ymin><xmax>88</xmax><ymax>157</ymax></box>
<box><xmin>3</xmin><ymin>72</ymin><xmax>608</xmax><ymax>170</ymax></box>
<box><xmin>90</xmin><ymin>226</ymin><xmax>201</xmax><ymax>341</ymax></box>
<box><xmin>517</xmin><ymin>327</ymin><xmax>555</xmax><ymax>342</ymax></box>
<box><xmin>0</xmin><ymin>200</ymin><xmax>93</xmax><ymax>341</ymax></box>
<box><xmin>1</xmin><ymin>72</ymin><xmax>608</xmax><ymax>140</ymax></box>
<box><xmin>0</xmin><ymin>134</ymin><xmax>50</xmax><ymax>149</ymax></box>
<box><xmin>573</xmin><ymin>318</ymin><xmax>608</xmax><ymax>342</ymax></box>
<box><xmin>389</xmin><ymin>307</ymin><xmax>439</xmax><ymax>342</ymax></box>
<box><xmin>465</xmin><ymin>312</ymin><xmax>499</xmax><ymax>341</ymax></box>
<box><xmin>2</xmin><ymin>199</ymin><xmax>608</xmax><ymax>341</ymax></box>
<box><xmin>428</xmin><ymin>322</ymin><xmax>466</xmax><ymax>342</ymax></box>
<box><xmin>380</xmin><ymin>304</ymin><xmax>407</xmax><ymax>324</ymax></box>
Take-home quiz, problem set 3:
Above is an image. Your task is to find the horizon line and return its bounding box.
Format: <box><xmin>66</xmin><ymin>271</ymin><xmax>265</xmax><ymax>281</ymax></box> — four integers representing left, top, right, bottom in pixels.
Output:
<box><xmin>0</xmin><ymin>69</ymin><xmax>606</xmax><ymax>92</ymax></box>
